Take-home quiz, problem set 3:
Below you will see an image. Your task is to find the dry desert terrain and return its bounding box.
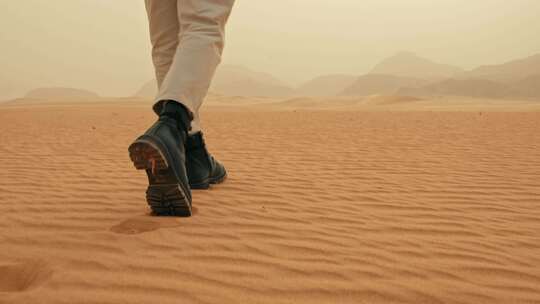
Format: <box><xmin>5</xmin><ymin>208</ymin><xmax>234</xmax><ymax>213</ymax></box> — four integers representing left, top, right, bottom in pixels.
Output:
<box><xmin>1</xmin><ymin>96</ymin><xmax>540</xmax><ymax>304</ymax></box>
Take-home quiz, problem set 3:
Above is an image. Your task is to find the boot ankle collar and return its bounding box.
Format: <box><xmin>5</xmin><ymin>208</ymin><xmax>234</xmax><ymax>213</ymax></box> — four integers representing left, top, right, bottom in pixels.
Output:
<box><xmin>158</xmin><ymin>100</ymin><xmax>192</xmax><ymax>133</ymax></box>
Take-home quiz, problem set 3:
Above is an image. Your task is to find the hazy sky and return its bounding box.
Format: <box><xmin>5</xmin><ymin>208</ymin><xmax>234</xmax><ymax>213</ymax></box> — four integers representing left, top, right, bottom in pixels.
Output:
<box><xmin>1</xmin><ymin>0</ymin><xmax>540</xmax><ymax>99</ymax></box>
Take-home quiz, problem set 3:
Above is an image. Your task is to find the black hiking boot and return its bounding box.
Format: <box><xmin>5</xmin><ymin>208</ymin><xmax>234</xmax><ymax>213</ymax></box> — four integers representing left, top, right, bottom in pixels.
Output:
<box><xmin>186</xmin><ymin>132</ymin><xmax>227</xmax><ymax>189</ymax></box>
<box><xmin>128</xmin><ymin>101</ymin><xmax>193</xmax><ymax>216</ymax></box>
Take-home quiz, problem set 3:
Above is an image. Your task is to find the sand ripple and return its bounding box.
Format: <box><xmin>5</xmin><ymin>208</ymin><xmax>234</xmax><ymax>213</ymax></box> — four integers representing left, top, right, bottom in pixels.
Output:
<box><xmin>1</xmin><ymin>103</ymin><xmax>539</xmax><ymax>303</ymax></box>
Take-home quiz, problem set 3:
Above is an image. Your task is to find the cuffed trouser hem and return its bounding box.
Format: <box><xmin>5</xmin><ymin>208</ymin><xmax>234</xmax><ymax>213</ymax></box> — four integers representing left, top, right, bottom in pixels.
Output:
<box><xmin>152</xmin><ymin>98</ymin><xmax>201</xmax><ymax>134</ymax></box>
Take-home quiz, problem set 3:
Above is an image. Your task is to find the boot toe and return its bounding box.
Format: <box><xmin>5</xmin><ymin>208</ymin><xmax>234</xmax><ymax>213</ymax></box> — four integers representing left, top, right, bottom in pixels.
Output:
<box><xmin>209</xmin><ymin>158</ymin><xmax>227</xmax><ymax>185</ymax></box>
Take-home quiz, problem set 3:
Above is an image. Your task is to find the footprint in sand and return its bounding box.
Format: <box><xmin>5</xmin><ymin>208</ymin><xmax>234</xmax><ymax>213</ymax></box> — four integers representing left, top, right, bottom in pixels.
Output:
<box><xmin>110</xmin><ymin>217</ymin><xmax>163</xmax><ymax>234</ymax></box>
<box><xmin>109</xmin><ymin>209</ymin><xmax>197</xmax><ymax>235</ymax></box>
<box><xmin>0</xmin><ymin>260</ymin><xmax>53</xmax><ymax>293</ymax></box>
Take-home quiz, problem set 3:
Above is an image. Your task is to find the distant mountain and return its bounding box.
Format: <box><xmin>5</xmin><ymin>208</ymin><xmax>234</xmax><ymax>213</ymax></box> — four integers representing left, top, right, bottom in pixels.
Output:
<box><xmin>294</xmin><ymin>74</ymin><xmax>357</xmax><ymax>96</ymax></box>
<box><xmin>509</xmin><ymin>74</ymin><xmax>540</xmax><ymax>99</ymax></box>
<box><xmin>398</xmin><ymin>75</ymin><xmax>540</xmax><ymax>100</ymax></box>
<box><xmin>463</xmin><ymin>53</ymin><xmax>540</xmax><ymax>83</ymax></box>
<box><xmin>134</xmin><ymin>80</ymin><xmax>157</xmax><ymax>98</ymax></box>
<box><xmin>133</xmin><ymin>53</ymin><xmax>540</xmax><ymax>100</ymax></box>
<box><xmin>135</xmin><ymin>65</ymin><xmax>294</xmax><ymax>98</ymax></box>
<box><xmin>371</xmin><ymin>52</ymin><xmax>463</xmax><ymax>80</ymax></box>
<box><xmin>366</xmin><ymin>52</ymin><xmax>540</xmax><ymax>100</ymax></box>
<box><xmin>399</xmin><ymin>79</ymin><xmax>511</xmax><ymax>99</ymax></box>
<box><xmin>340</xmin><ymin>74</ymin><xmax>428</xmax><ymax>96</ymax></box>
<box><xmin>25</xmin><ymin>87</ymin><xmax>100</xmax><ymax>100</ymax></box>
<box><xmin>211</xmin><ymin>65</ymin><xmax>294</xmax><ymax>97</ymax></box>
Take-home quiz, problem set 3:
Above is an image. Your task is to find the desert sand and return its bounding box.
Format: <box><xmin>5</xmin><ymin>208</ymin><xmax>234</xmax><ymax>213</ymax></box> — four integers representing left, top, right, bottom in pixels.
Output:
<box><xmin>1</xmin><ymin>96</ymin><xmax>540</xmax><ymax>304</ymax></box>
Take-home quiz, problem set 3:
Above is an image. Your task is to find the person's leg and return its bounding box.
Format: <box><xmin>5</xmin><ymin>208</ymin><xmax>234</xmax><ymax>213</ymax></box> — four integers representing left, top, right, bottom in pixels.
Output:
<box><xmin>128</xmin><ymin>0</ymin><xmax>194</xmax><ymax>217</ymax></box>
<box><xmin>144</xmin><ymin>0</ymin><xmax>179</xmax><ymax>88</ymax></box>
<box><xmin>129</xmin><ymin>0</ymin><xmax>234</xmax><ymax>216</ymax></box>
<box><xmin>154</xmin><ymin>0</ymin><xmax>235</xmax><ymax>134</ymax></box>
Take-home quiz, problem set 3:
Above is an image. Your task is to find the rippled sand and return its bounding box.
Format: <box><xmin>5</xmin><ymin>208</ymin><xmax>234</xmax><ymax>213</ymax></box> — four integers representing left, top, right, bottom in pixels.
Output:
<box><xmin>1</xmin><ymin>99</ymin><xmax>540</xmax><ymax>304</ymax></box>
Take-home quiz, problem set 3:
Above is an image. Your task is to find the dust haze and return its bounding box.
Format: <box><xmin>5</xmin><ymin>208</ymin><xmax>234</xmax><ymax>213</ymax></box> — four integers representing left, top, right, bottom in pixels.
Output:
<box><xmin>1</xmin><ymin>0</ymin><xmax>540</xmax><ymax>100</ymax></box>
<box><xmin>3</xmin><ymin>2</ymin><xmax>540</xmax><ymax>302</ymax></box>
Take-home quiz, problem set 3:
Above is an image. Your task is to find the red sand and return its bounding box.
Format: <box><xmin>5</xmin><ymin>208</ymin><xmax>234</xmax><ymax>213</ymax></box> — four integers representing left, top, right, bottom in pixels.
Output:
<box><xmin>1</xmin><ymin>99</ymin><xmax>540</xmax><ymax>303</ymax></box>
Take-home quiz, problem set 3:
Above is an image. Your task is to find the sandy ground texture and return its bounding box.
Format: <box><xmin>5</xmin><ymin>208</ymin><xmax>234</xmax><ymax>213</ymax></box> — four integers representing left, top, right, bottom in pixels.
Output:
<box><xmin>1</xmin><ymin>97</ymin><xmax>540</xmax><ymax>304</ymax></box>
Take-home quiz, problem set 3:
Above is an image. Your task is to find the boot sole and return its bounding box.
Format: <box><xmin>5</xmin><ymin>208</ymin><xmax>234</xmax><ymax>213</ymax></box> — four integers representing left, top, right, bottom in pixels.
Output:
<box><xmin>129</xmin><ymin>139</ymin><xmax>192</xmax><ymax>217</ymax></box>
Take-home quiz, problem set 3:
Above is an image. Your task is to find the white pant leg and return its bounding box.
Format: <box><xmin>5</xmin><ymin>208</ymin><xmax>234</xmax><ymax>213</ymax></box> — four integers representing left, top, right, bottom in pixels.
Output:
<box><xmin>146</xmin><ymin>0</ymin><xmax>235</xmax><ymax>134</ymax></box>
<box><xmin>145</xmin><ymin>0</ymin><xmax>179</xmax><ymax>88</ymax></box>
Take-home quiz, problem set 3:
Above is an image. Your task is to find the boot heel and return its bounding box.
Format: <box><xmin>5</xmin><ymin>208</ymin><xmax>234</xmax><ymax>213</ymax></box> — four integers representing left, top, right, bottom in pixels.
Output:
<box><xmin>146</xmin><ymin>184</ymin><xmax>192</xmax><ymax>217</ymax></box>
<box><xmin>129</xmin><ymin>139</ymin><xmax>191</xmax><ymax>217</ymax></box>
<box><xmin>129</xmin><ymin>140</ymin><xmax>168</xmax><ymax>171</ymax></box>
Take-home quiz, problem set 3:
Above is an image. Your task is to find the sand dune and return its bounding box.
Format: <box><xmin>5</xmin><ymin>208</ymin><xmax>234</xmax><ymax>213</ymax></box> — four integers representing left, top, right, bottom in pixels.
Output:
<box><xmin>1</xmin><ymin>99</ymin><xmax>540</xmax><ymax>304</ymax></box>
<box><xmin>399</xmin><ymin>77</ymin><xmax>540</xmax><ymax>100</ymax></box>
<box><xmin>24</xmin><ymin>87</ymin><xmax>100</xmax><ymax>100</ymax></box>
<box><xmin>399</xmin><ymin>79</ymin><xmax>511</xmax><ymax>99</ymax></box>
<box><xmin>295</xmin><ymin>74</ymin><xmax>358</xmax><ymax>97</ymax></box>
<box><xmin>269</xmin><ymin>95</ymin><xmax>423</xmax><ymax>109</ymax></box>
<box><xmin>259</xmin><ymin>95</ymin><xmax>540</xmax><ymax>112</ymax></box>
<box><xmin>340</xmin><ymin>74</ymin><xmax>428</xmax><ymax>96</ymax></box>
